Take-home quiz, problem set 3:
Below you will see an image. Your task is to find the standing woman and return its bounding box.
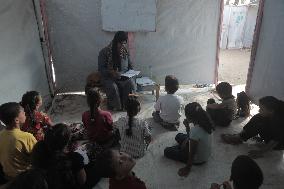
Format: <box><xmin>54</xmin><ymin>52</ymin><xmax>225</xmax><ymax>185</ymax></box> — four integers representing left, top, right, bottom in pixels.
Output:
<box><xmin>98</xmin><ymin>31</ymin><xmax>136</xmax><ymax>110</ymax></box>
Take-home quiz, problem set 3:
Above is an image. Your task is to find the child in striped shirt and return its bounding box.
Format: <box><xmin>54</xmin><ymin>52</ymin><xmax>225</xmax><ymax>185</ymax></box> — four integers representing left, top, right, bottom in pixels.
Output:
<box><xmin>116</xmin><ymin>95</ymin><xmax>151</xmax><ymax>158</ymax></box>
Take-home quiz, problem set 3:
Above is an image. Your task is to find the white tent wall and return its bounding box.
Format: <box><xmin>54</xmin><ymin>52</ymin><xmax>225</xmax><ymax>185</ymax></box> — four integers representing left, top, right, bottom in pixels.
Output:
<box><xmin>247</xmin><ymin>0</ymin><xmax>284</xmax><ymax>102</ymax></box>
<box><xmin>134</xmin><ymin>0</ymin><xmax>221</xmax><ymax>85</ymax></box>
<box><xmin>45</xmin><ymin>0</ymin><xmax>221</xmax><ymax>92</ymax></box>
<box><xmin>0</xmin><ymin>0</ymin><xmax>50</xmax><ymax>105</ymax></box>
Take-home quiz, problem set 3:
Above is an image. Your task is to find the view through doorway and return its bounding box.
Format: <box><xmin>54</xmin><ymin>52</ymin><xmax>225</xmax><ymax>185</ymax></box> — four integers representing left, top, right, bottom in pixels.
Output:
<box><xmin>218</xmin><ymin>0</ymin><xmax>259</xmax><ymax>85</ymax></box>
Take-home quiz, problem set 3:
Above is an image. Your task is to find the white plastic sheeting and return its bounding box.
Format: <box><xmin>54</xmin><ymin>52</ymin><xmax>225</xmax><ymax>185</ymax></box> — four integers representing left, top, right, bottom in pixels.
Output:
<box><xmin>101</xmin><ymin>0</ymin><xmax>156</xmax><ymax>32</ymax></box>
<box><xmin>220</xmin><ymin>5</ymin><xmax>257</xmax><ymax>49</ymax></box>
<box><xmin>247</xmin><ymin>0</ymin><xmax>284</xmax><ymax>101</ymax></box>
<box><xmin>243</xmin><ymin>6</ymin><xmax>258</xmax><ymax>48</ymax></box>
<box><xmin>0</xmin><ymin>0</ymin><xmax>50</xmax><ymax>104</ymax></box>
<box><xmin>45</xmin><ymin>0</ymin><xmax>221</xmax><ymax>92</ymax></box>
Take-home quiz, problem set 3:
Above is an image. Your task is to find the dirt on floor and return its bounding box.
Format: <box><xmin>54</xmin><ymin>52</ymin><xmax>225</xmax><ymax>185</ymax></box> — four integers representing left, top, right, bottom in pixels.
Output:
<box><xmin>218</xmin><ymin>49</ymin><xmax>251</xmax><ymax>85</ymax></box>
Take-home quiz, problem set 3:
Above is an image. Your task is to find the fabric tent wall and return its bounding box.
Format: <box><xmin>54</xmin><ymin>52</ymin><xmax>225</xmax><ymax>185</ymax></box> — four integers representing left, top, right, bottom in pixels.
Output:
<box><xmin>0</xmin><ymin>0</ymin><xmax>50</xmax><ymax>105</ymax></box>
<box><xmin>247</xmin><ymin>0</ymin><xmax>284</xmax><ymax>102</ymax></box>
<box><xmin>45</xmin><ymin>0</ymin><xmax>221</xmax><ymax>92</ymax></box>
<box><xmin>243</xmin><ymin>5</ymin><xmax>258</xmax><ymax>48</ymax></box>
<box><xmin>134</xmin><ymin>0</ymin><xmax>221</xmax><ymax>85</ymax></box>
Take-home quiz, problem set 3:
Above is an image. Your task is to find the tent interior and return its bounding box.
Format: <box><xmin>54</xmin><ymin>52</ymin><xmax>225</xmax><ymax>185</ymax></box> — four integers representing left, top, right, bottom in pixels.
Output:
<box><xmin>0</xmin><ymin>0</ymin><xmax>284</xmax><ymax>189</ymax></box>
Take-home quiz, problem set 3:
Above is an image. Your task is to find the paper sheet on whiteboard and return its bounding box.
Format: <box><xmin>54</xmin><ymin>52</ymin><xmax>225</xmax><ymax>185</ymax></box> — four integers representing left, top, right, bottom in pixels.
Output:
<box><xmin>101</xmin><ymin>0</ymin><xmax>156</xmax><ymax>31</ymax></box>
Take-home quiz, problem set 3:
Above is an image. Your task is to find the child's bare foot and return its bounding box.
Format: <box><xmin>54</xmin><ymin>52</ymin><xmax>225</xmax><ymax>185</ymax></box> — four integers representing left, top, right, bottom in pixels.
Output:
<box><xmin>221</xmin><ymin>134</ymin><xmax>243</xmax><ymax>145</ymax></box>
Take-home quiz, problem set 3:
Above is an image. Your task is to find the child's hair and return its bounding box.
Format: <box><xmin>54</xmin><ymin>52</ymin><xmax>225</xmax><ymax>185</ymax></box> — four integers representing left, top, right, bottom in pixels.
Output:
<box><xmin>216</xmin><ymin>82</ymin><xmax>232</xmax><ymax>98</ymax></box>
<box><xmin>32</xmin><ymin>124</ymin><xmax>75</xmax><ymax>189</ymax></box>
<box><xmin>0</xmin><ymin>102</ymin><xmax>22</xmax><ymax>126</ymax></box>
<box><xmin>259</xmin><ymin>96</ymin><xmax>284</xmax><ymax>116</ymax></box>
<box><xmin>165</xmin><ymin>75</ymin><xmax>179</xmax><ymax>94</ymax></box>
<box><xmin>21</xmin><ymin>91</ymin><xmax>41</xmax><ymax>111</ymax></box>
<box><xmin>230</xmin><ymin>155</ymin><xmax>263</xmax><ymax>189</ymax></box>
<box><xmin>44</xmin><ymin>123</ymin><xmax>71</xmax><ymax>153</ymax></box>
<box><xmin>185</xmin><ymin>102</ymin><xmax>214</xmax><ymax>134</ymax></box>
<box><xmin>21</xmin><ymin>91</ymin><xmax>41</xmax><ymax>127</ymax></box>
<box><xmin>94</xmin><ymin>149</ymin><xmax>116</xmax><ymax>178</ymax></box>
<box><xmin>86</xmin><ymin>88</ymin><xmax>101</xmax><ymax>123</ymax></box>
<box><xmin>7</xmin><ymin>169</ymin><xmax>48</xmax><ymax>189</ymax></box>
<box><xmin>237</xmin><ymin>91</ymin><xmax>250</xmax><ymax>117</ymax></box>
<box><xmin>125</xmin><ymin>95</ymin><xmax>141</xmax><ymax>136</ymax></box>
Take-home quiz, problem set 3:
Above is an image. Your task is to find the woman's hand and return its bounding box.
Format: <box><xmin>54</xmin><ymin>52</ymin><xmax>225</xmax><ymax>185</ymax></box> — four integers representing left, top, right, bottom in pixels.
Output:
<box><xmin>248</xmin><ymin>150</ymin><xmax>264</xmax><ymax>159</ymax></box>
<box><xmin>178</xmin><ymin>167</ymin><xmax>190</xmax><ymax>177</ymax></box>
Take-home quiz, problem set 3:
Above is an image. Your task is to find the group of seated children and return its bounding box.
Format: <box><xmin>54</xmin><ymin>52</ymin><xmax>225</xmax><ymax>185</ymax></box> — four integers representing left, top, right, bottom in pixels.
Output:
<box><xmin>0</xmin><ymin>87</ymin><xmax>152</xmax><ymax>188</ymax></box>
<box><xmin>0</xmin><ymin>74</ymin><xmax>283</xmax><ymax>189</ymax></box>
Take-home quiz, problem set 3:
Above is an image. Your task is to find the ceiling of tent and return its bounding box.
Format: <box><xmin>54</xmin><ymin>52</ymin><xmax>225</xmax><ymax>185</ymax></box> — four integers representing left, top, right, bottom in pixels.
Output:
<box><xmin>44</xmin><ymin>0</ymin><xmax>221</xmax><ymax>93</ymax></box>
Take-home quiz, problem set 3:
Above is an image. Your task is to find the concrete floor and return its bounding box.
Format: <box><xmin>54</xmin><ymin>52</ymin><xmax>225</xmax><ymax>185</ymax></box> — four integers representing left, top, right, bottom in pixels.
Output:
<box><xmin>49</xmin><ymin>85</ymin><xmax>284</xmax><ymax>189</ymax></box>
<box><xmin>218</xmin><ymin>49</ymin><xmax>251</xmax><ymax>85</ymax></box>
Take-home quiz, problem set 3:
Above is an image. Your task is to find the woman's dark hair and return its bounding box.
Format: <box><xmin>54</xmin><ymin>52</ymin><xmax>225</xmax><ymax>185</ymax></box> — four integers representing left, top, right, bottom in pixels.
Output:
<box><xmin>184</xmin><ymin>102</ymin><xmax>214</xmax><ymax>134</ymax></box>
<box><xmin>86</xmin><ymin>88</ymin><xmax>101</xmax><ymax>124</ymax></box>
<box><xmin>216</xmin><ymin>82</ymin><xmax>232</xmax><ymax>97</ymax></box>
<box><xmin>44</xmin><ymin>123</ymin><xmax>71</xmax><ymax>153</ymax></box>
<box><xmin>125</xmin><ymin>95</ymin><xmax>141</xmax><ymax>136</ymax></box>
<box><xmin>165</xmin><ymin>75</ymin><xmax>179</xmax><ymax>94</ymax></box>
<box><xmin>0</xmin><ymin>102</ymin><xmax>22</xmax><ymax>126</ymax></box>
<box><xmin>259</xmin><ymin>96</ymin><xmax>284</xmax><ymax>116</ymax></box>
<box><xmin>112</xmin><ymin>31</ymin><xmax>128</xmax><ymax>69</ymax></box>
<box><xmin>7</xmin><ymin>169</ymin><xmax>48</xmax><ymax>189</ymax></box>
<box><xmin>94</xmin><ymin>149</ymin><xmax>116</xmax><ymax>178</ymax></box>
<box><xmin>21</xmin><ymin>91</ymin><xmax>41</xmax><ymax>127</ymax></box>
<box><xmin>230</xmin><ymin>155</ymin><xmax>263</xmax><ymax>189</ymax></box>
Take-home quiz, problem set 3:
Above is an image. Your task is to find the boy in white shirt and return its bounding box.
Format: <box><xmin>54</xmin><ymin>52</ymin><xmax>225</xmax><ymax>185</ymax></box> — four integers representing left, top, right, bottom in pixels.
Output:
<box><xmin>152</xmin><ymin>75</ymin><xmax>183</xmax><ymax>131</ymax></box>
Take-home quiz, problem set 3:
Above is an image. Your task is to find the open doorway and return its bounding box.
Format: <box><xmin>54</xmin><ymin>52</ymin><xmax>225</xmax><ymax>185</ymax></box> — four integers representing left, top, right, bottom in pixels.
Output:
<box><xmin>218</xmin><ymin>0</ymin><xmax>260</xmax><ymax>85</ymax></box>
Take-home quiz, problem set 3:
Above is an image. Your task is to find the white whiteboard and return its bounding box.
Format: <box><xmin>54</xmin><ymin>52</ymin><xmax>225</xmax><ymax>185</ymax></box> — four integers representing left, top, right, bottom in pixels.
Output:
<box><xmin>101</xmin><ymin>0</ymin><xmax>157</xmax><ymax>31</ymax></box>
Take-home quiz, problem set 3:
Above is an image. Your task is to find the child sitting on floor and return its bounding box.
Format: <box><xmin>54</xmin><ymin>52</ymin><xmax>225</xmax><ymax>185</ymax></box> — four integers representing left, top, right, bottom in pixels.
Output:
<box><xmin>152</xmin><ymin>75</ymin><xmax>183</xmax><ymax>131</ymax></box>
<box><xmin>164</xmin><ymin>102</ymin><xmax>214</xmax><ymax>177</ymax></box>
<box><xmin>116</xmin><ymin>95</ymin><xmax>151</xmax><ymax>158</ymax></box>
<box><xmin>95</xmin><ymin>149</ymin><xmax>147</xmax><ymax>189</ymax></box>
<box><xmin>0</xmin><ymin>102</ymin><xmax>37</xmax><ymax>180</ymax></box>
<box><xmin>236</xmin><ymin>91</ymin><xmax>250</xmax><ymax>118</ymax></box>
<box><xmin>206</xmin><ymin>82</ymin><xmax>237</xmax><ymax>127</ymax></box>
<box><xmin>222</xmin><ymin>96</ymin><xmax>284</xmax><ymax>158</ymax></box>
<box><xmin>32</xmin><ymin>123</ymin><xmax>101</xmax><ymax>189</ymax></box>
<box><xmin>82</xmin><ymin>88</ymin><xmax>119</xmax><ymax>148</ymax></box>
<box><xmin>21</xmin><ymin>91</ymin><xmax>52</xmax><ymax>141</ymax></box>
<box><xmin>210</xmin><ymin>155</ymin><xmax>263</xmax><ymax>189</ymax></box>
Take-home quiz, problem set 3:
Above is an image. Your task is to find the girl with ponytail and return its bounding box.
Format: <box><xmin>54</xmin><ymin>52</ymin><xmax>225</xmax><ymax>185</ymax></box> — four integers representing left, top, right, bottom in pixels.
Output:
<box><xmin>164</xmin><ymin>102</ymin><xmax>214</xmax><ymax>177</ymax></box>
<box><xmin>21</xmin><ymin>91</ymin><xmax>52</xmax><ymax>141</ymax></box>
<box><xmin>116</xmin><ymin>95</ymin><xmax>151</xmax><ymax>158</ymax></box>
<box><xmin>82</xmin><ymin>88</ymin><xmax>116</xmax><ymax>146</ymax></box>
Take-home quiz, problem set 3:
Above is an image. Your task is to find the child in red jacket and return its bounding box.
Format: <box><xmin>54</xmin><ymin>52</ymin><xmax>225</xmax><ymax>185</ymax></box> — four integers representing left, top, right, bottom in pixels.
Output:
<box><xmin>21</xmin><ymin>91</ymin><xmax>52</xmax><ymax>141</ymax></box>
